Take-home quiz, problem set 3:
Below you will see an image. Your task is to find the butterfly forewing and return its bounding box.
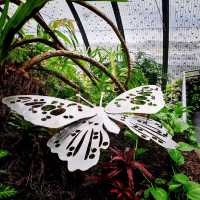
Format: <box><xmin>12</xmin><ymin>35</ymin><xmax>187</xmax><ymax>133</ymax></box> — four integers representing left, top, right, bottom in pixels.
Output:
<box><xmin>2</xmin><ymin>95</ymin><xmax>96</xmax><ymax>128</ymax></box>
<box><xmin>110</xmin><ymin>114</ymin><xmax>177</xmax><ymax>149</ymax></box>
<box><xmin>47</xmin><ymin>115</ymin><xmax>111</xmax><ymax>171</ymax></box>
<box><xmin>105</xmin><ymin>85</ymin><xmax>164</xmax><ymax>114</ymax></box>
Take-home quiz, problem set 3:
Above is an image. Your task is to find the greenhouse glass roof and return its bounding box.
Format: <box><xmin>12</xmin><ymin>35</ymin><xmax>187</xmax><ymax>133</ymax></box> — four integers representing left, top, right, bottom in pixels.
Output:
<box><xmin>9</xmin><ymin>0</ymin><xmax>200</xmax><ymax>80</ymax></box>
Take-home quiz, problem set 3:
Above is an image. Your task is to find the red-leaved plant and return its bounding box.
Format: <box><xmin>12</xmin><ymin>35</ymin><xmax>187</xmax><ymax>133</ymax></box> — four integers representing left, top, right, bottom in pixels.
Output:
<box><xmin>85</xmin><ymin>147</ymin><xmax>154</xmax><ymax>200</ymax></box>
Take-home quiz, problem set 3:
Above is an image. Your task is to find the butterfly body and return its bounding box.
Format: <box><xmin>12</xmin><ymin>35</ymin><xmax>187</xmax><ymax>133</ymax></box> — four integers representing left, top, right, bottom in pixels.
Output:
<box><xmin>2</xmin><ymin>85</ymin><xmax>178</xmax><ymax>171</ymax></box>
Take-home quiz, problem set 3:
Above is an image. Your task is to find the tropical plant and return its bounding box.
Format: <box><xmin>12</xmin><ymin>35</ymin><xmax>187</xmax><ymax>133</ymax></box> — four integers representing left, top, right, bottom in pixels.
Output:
<box><xmin>143</xmin><ymin>173</ymin><xmax>200</xmax><ymax>200</ymax></box>
<box><xmin>152</xmin><ymin>103</ymin><xmax>190</xmax><ymax>136</ymax></box>
<box><xmin>0</xmin><ymin>150</ymin><xmax>17</xmax><ymax>199</ymax></box>
<box><xmin>0</xmin><ymin>0</ymin><xmax>50</xmax><ymax>62</ymax></box>
<box><xmin>186</xmin><ymin>77</ymin><xmax>200</xmax><ymax>111</ymax></box>
<box><xmin>165</xmin><ymin>79</ymin><xmax>182</xmax><ymax>104</ymax></box>
<box><xmin>85</xmin><ymin>147</ymin><xmax>153</xmax><ymax>200</ymax></box>
<box><xmin>135</xmin><ymin>52</ymin><xmax>162</xmax><ymax>85</ymax></box>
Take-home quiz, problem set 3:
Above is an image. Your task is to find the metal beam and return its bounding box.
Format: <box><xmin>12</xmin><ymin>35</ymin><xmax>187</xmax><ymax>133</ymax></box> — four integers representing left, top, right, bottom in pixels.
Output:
<box><xmin>66</xmin><ymin>1</ymin><xmax>90</xmax><ymax>51</ymax></box>
<box><xmin>111</xmin><ymin>2</ymin><xmax>125</xmax><ymax>40</ymax></box>
<box><xmin>162</xmin><ymin>0</ymin><xmax>169</xmax><ymax>90</ymax></box>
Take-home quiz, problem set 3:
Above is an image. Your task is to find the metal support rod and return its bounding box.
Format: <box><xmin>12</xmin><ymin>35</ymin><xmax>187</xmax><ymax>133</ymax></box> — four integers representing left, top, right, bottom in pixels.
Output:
<box><xmin>162</xmin><ymin>0</ymin><xmax>169</xmax><ymax>90</ymax></box>
<box><xmin>66</xmin><ymin>0</ymin><xmax>91</xmax><ymax>52</ymax></box>
<box><xmin>111</xmin><ymin>2</ymin><xmax>125</xmax><ymax>40</ymax></box>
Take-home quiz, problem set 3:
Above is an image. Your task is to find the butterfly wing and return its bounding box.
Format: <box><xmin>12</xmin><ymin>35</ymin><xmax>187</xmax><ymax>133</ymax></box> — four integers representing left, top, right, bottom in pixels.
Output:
<box><xmin>105</xmin><ymin>85</ymin><xmax>164</xmax><ymax>114</ymax></box>
<box><xmin>109</xmin><ymin>114</ymin><xmax>177</xmax><ymax>149</ymax></box>
<box><xmin>2</xmin><ymin>95</ymin><xmax>96</xmax><ymax>128</ymax></box>
<box><xmin>47</xmin><ymin>114</ymin><xmax>112</xmax><ymax>171</ymax></box>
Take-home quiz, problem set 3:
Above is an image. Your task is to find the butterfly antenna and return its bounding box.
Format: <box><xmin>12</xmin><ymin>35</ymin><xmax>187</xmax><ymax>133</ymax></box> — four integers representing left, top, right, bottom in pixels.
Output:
<box><xmin>99</xmin><ymin>92</ymin><xmax>105</xmax><ymax>107</ymax></box>
<box><xmin>76</xmin><ymin>94</ymin><xmax>95</xmax><ymax>107</ymax></box>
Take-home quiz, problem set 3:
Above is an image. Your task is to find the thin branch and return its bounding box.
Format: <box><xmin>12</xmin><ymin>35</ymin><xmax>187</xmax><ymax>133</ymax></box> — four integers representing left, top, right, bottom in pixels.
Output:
<box><xmin>32</xmin><ymin>66</ymin><xmax>86</xmax><ymax>94</ymax></box>
<box><xmin>9</xmin><ymin>38</ymin><xmax>58</xmax><ymax>50</ymax></box>
<box><xmin>20</xmin><ymin>50</ymin><xmax>125</xmax><ymax>92</ymax></box>
<box><xmin>33</xmin><ymin>13</ymin><xmax>99</xmax><ymax>85</ymax></box>
<box><xmin>73</xmin><ymin>1</ymin><xmax>132</xmax><ymax>88</ymax></box>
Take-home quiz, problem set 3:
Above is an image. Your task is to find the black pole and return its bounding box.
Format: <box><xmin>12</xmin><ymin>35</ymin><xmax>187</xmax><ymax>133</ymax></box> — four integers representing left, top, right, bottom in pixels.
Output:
<box><xmin>162</xmin><ymin>0</ymin><xmax>169</xmax><ymax>90</ymax></box>
<box><xmin>111</xmin><ymin>2</ymin><xmax>125</xmax><ymax>40</ymax></box>
<box><xmin>66</xmin><ymin>1</ymin><xmax>91</xmax><ymax>52</ymax></box>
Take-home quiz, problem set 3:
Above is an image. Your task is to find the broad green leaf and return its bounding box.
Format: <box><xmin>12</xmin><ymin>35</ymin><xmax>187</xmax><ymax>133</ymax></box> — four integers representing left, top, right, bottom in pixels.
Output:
<box><xmin>184</xmin><ymin>181</ymin><xmax>200</xmax><ymax>200</ymax></box>
<box><xmin>0</xmin><ymin>0</ymin><xmax>49</xmax><ymax>61</ymax></box>
<box><xmin>189</xmin><ymin>134</ymin><xmax>198</xmax><ymax>143</ymax></box>
<box><xmin>149</xmin><ymin>187</ymin><xmax>169</xmax><ymax>200</ymax></box>
<box><xmin>173</xmin><ymin>173</ymin><xmax>189</xmax><ymax>184</ymax></box>
<box><xmin>178</xmin><ymin>142</ymin><xmax>195</xmax><ymax>152</ymax></box>
<box><xmin>173</xmin><ymin>118</ymin><xmax>189</xmax><ymax>133</ymax></box>
<box><xmin>168</xmin><ymin>149</ymin><xmax>185</xmax><ymax>165</ymax></box>
<box><xmin>0</xmin><ymin>0</ymin><xmax>9</xmax><ymax>32</ymax></box>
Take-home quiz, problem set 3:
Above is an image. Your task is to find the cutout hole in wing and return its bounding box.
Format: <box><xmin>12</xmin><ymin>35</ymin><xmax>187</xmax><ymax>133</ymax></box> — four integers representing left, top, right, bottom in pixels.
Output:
<box><xmin>50</xmin><ymin>108</ymin><xmax>66</xmax><ymax>116</ymax></box>
<box><xmin>42</xmin><ymin>105</ymin><xmax>56</xmax><ymax>111</ymax></box>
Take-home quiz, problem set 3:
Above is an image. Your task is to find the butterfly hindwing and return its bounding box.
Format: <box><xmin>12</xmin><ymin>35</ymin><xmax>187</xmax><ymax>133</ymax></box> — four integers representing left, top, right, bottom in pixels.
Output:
<box><xmin>47</xmin><ymin>115</ymin><xmax>111</xmax><ymax>171</ymax></box>
<box><xmin>105</xmin><ymin>85</ymin><xmax>165</xmax><ymax>114</ymax></box>
<box><xmin>109</xmin><ymin>114</ymin><xmax>177</xmax><ymax>149</ymax></box>
<box><xmin>2</xmin><ymin>95</ymin><xmax>96</xmax><ymax>128</ymax></box>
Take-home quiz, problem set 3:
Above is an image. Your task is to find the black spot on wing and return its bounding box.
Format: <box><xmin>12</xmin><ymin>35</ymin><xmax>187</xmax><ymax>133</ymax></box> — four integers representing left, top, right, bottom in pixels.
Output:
<box><xmin>50</xmin><ymin>108</ymin><xmax>66</xmax><ymax>116</ymax></box>
<box><xmin>25</xmin><ymin>102</ymin><xmax>46</xmax><ymax>106</ymax></box>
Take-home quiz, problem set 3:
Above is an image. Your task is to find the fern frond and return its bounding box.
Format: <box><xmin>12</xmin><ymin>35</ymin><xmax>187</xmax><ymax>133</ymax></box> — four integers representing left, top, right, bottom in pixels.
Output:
<box><xmin>0</xmin><ymin>185</ymin><xmax>17</xmax><ymax>199</ymax></box>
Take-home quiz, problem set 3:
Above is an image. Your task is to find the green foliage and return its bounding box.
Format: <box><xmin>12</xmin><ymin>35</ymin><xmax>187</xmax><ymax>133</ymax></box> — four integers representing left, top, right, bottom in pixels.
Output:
<box><xmin>168</xmin><ymin>141</ymin><xmax>198</xmax><ymax>166</ymax></box>
<box><xmin>0</xmin><ymin>151</ymin><xmax>17</xmax><ymax>199</ymax></box>
<box><xmin>153</xmin><ymin>103</ymin><xmax>190</xmax><ymax>136</ymax></box>
<box><xmin>165</xmin><ymin>79</ymin><xmax>182</xmax><ymax>104</ymax></box>
<box><xmin>0</xmin><ymin>0</ymin><xmax>9</xmax><ymax>33</ymax></box>
<box><xmin>168</xmin><ymin>149</ymin><xmax>185</xmax><ymax>166</ymax></box>
<box><xmin>6</xmin><ymin>46</ymin><xmax>33</xmax><ymax>64</ymax></box>
<box><xmin>186</xmin><ymin>77</ymin><xmax>200</xmax><ymax>111</ymax></box>
<box><xmin>152</xmin><ymin>103</ymin><xmax>199</xmax><ymax>165</ymax></box>
<box><xmin>169</xmin><ymin>173</ymin><xmax>200</xmax><ymax>200</ymax></box>
<box><xmin>143</xmin><ymin>187</ymin><xmax>169</xmax><ymax>200</ymax></box>
<box><xmin>135</xmin><ymin>52</ymin><xmax>162</xmax><ymax>85</ymax></box>
<box><xmin>0</xmin><ymin>185</ymin><xmax>17</xmax><ymax>199</ymax></box>
<box><xmin>38</xmin><ymin>45</ymin><xmax>148</xmax><ymax>106</ymax></box>
<box><xmin>0</xmin><ymin>150</ymin><xmax>9</xmax><ymax>159</ymax></box>
<box><xmin>6</xmin><ymin>113</ymin><xmax>48</xmax><ymax>135</ymax></box>
<box><xmin>184</xmin><ymin>181</ymin><xmax>200</xmax><ymax>200</ymax></box>
<box><xmin>143</xmin><ymin>173</ymin><xmax>200</xmax><ymax>200</ymax></box>
<box><xmin>0</xmin><ymin>0</ymin><xmax>50</xmax><ymax>61</ymax></box>
<box><xmin>0</xmin><ymin>149</ymin><xmax>9</xmax><ymax>161</ymax></box>
<box><xmin>177</xmin><ymin>142</ymin><xmax>196</xmax><ymax>152</ymax></box>
<box><xmin>37</xmin><ymin>18</ymin><xmax>79</xmax><ymax>49</ymax></box>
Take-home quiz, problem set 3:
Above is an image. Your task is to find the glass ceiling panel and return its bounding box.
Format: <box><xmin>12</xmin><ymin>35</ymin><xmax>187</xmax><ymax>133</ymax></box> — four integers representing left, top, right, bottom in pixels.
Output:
<box><xmin>7</xmin><ymin>0</ymin><xmax>200</xmax><ymax>79</ymax></box>
<box><xmin>74</xmin><ymin>2</ymin><xmax>119</xmax><ymax>48</ymax></box>
<box><xmin>169</xmin><ymin>0</ymin><xmax>200</xmax><ymax>79</ymax></box>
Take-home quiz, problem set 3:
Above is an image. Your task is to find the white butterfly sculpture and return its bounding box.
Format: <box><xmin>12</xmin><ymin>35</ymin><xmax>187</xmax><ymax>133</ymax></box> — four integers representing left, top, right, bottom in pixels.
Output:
<box><xmin>2</xmin><ymin>85</ymin><xmax>177</xmax><ymax>171</ymax></box>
